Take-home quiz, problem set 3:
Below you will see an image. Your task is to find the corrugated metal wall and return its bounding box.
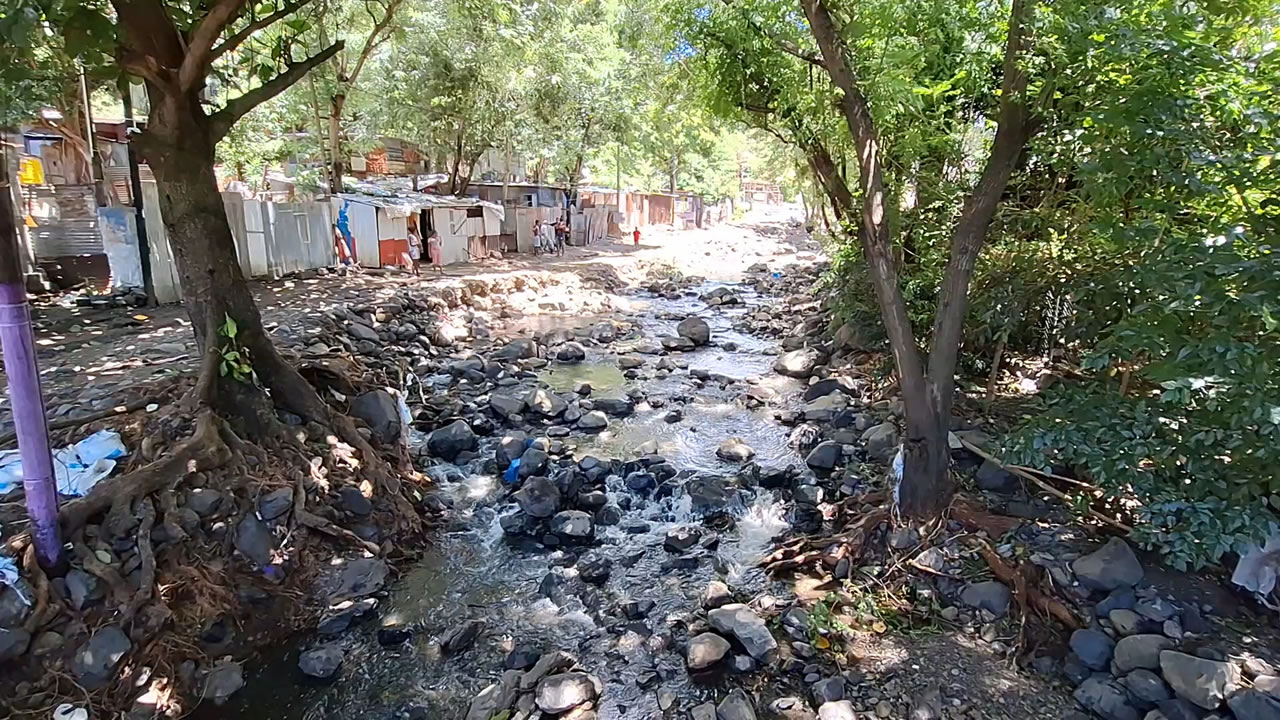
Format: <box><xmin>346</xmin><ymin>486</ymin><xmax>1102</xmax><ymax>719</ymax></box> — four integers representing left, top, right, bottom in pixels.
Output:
<box><xmin>23</xmin><ymin>184</ymin><xmax>103</xmax><ymax>259</ymax></box>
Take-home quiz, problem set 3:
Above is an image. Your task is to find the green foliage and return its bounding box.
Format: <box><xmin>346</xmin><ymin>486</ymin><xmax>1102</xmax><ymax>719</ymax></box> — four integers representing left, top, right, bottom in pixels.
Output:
<box><xmin>0</xmin><ymin>0</ymin><xmax>115</xmax><ymax>127</ymax></box>
<box><xmin>218</xmin><ymin>314</ymin><xmax>255</xmax><ymax>383</ymax></box>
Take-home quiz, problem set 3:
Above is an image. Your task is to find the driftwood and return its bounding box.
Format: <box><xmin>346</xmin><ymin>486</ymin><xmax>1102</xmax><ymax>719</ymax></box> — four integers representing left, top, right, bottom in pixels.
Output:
<box><xmin>762</xmin><ymin>507</ymin><xmax>890</xmax><ymax>575</ymax></box>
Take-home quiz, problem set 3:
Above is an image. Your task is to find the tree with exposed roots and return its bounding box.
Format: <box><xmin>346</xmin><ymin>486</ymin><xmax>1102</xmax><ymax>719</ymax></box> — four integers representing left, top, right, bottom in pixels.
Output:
<box><xmin>107</xmin><ymin>0</ymin><xmax>413</xmax><ymax>512</ymax></box>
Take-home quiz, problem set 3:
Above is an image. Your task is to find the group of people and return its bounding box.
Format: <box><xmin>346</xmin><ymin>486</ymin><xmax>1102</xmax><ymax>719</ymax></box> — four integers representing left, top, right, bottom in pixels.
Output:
<box><xmin>533</xmin><ymin>218</ymin><xmax>568</xmax><ymax>256</ymax></box>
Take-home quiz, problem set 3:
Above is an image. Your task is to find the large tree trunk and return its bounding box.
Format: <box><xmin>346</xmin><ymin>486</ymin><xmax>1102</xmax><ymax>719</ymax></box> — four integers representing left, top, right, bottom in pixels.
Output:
<box><xmin>140</xmin><ymin>92</ymin><xmax>335</xmax><ymax>437</ymax></box>
<box><xmin>328</xmin><ymin>93</ymin><xmax>346</xmax><ymax>194</ymax></box>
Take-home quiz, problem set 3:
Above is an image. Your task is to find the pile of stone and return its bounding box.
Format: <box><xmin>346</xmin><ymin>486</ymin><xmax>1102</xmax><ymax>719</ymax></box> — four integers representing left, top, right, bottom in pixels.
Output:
<box><xmin>464</xmin><ymin>650</ymin><xmax>603</xmax><ymax>720</ymax></box>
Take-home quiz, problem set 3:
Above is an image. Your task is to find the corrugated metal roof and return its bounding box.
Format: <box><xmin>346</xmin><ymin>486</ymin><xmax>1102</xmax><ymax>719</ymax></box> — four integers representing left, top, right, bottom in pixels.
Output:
<box><xmin>336</xmin><ymin>192</ymin><xmax>505</xmax><ymax>221</ymax></box>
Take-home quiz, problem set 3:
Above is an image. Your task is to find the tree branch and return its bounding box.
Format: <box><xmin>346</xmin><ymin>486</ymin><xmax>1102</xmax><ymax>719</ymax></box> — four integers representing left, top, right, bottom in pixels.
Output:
<box><xmin>179</xmin><ymin>0</ymin><xmax>249</xmax><ymax>91</ymax></box>
<box><xmin>211</xmin><ymin>0</ymin><xmax>320</xmax><ymax>61</ymax></box>
<box><xmin>209</xmin><ymin>41</ymin><xmax>343</xmax><ymax>142</ymax></box>
<box><xmin>720</xmin><ymin>0</ymin><xmax>825</xmax><ymax>67</ymax></box>
<box><xmin>342</xmin><ymin>0</ymin><xmax>404</xmax><ymax>85</ymax></box>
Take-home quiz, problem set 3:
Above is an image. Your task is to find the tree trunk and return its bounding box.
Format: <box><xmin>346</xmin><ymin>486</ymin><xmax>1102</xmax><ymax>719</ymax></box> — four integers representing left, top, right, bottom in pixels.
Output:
<box><xmin>449</xmin><ymin>128</ymin><xmax>464</xmax><ymax>195</ymax></box>
<box><xmin>327</xmin><ymin>92</ymin><xmax>346</xmax><ymax>194</ymax></box>
<box><xmin>140</xmin><ymin>93</ymin><xmax>333</xmax><ymax>436</ymax></box>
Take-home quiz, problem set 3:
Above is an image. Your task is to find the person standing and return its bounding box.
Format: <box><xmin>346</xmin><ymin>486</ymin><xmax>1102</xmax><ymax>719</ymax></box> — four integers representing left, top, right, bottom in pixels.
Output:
<box><xmin>406</xmin><ymin>225</ymin><xmax>422</xmax><ymax>276</ymax></box>
<box><xmin>426</xmin><ymin>229</ymin><xmax>444</xmax><ymax>274</ymax></box>
<box><xmin>633</xmin><ymin>226</ymin><xmax>641</xmax><ymax>246</ymax></box>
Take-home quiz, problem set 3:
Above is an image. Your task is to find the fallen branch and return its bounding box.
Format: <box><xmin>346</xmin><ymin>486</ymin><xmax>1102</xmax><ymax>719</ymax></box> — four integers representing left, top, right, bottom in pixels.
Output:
<box><xmin>958</xmin><ymin>439</ymin><xmax>1133</xmax><ymax>534</ymax></box>
<box><xmin>0</xmin><ymin>398</ymin><xmax>159</xmax><ymax>449</ymax></box>
<box><xmin>296</xmin><ymin>509</ymin><xmax>381</xmax><ymax>555</ymax></box>
<box><xmin>761</xmin><ymin>507</ymin><xmax>889</xmax><ymax>575</ymax></box>
<box><xmin>973</xmin><ymin>540</ymin><xmax>1080</xmax><ymax>629</ymax></box>
<box><xmin>949</xmin><ymin>495</ymin><xmax>1022</xmax><ymax>537</ymax></box>
<box><xmin>21</xmin><ymin>545</ymin><xmax>53</xmax><ymax>633</ymax></box>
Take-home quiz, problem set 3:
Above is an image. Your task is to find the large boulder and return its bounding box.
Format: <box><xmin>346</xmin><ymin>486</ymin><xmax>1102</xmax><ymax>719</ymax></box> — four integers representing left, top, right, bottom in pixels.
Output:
<box><xmin>1072</xmin><ymin>538</ymin><xmax>1144</xmax><ymax>592</ymax></box>
<box><xmin>577</xmin><ymin>411</ymin><xmax>609</xmax><ymax>432</ymax></box>
<box><xmin>1159</xmin><ymin>650</ymin><xmax>1241</xmax><ymax>710</ymax></box>
<box><xmin>535</xmin><ymin>672</ymin><xmax>600</xmax><ymax>714</ymax></box>
<box><xmin>350</xmin><ymin>390</ymin><xmax>401</xmax><ymax>445</ymax></box>
<box><xmin>1228</xmin><ymin>690</ymin><xmax>1280</xmax><ymax>720</ymax></box>
<box><xmin>677</xmin><ymin>316</ymin><xmax>712</xmax><ymax>346</ymax></box>
<box><xmin>774</xmin><ymin>348</ymin><xmax>827</xmax><ymax>378</ymax></box>
<box><xmin>1113</xmin><ymin>634</ymin><xmax>1174</xmax><ymax>672</ymax></box>
<box><xmin>427</xmin><ymin>420</ymin><xmax>477</xmax><ymax>460</ymax></box>
<box><xmin>802</xmin><ymin>376</ymin><xmax>860</xmax><ymax>402</ymax></box>
<box><xmin>1070</xmin><ymin>628</ymin><xmax>1116</xmax><ymax>671</ymax></box>
<box><xmin>708</xmin><ymin>603</ymin><xmax>778</xmax><ymax>663</ymax></box>
<box><xmin>555</xmin><ymin>342</ymin><xmax>586</xmax><ymax>363</ymax></box>
<box><xmin>593</xmin><ymin>397</ymin><xmax>635</xmax><ymax>417</ymax></box>
<box><xmin>513</xmin><ymin>477</ymin><xmax>561</xmax><ymax>518</ymax></box>
<box><xmin>806</xmin><ymin>441</ymin><xmax>843</xmax><ymax>471</ymax></box>
<box><xmin>493</xmin><ymin>338</ymin><xmax>538</xmax><ymax>360</ymax></box>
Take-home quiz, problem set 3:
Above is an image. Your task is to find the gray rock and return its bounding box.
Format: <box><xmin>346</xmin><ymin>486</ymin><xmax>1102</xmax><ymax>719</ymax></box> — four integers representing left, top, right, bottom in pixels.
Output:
<box><xmin>774</xmin><ymin>348</ymin><xmax>826</xmax><ymax>378</ymax></box>
<box><xmin>1110</xmin><ymin>609</ymin><xmax>1145</xmax><ymax>636</ymax></box>
<box><xmin>1115</xmin><ymin>635</ymin><xmax>1174</xmax><ymax>672</ymax></box>
<box><xmin>1227</xmin><ymin>689</ymin><xmax>1280</xmax><ymax>720</ymax></box>
<box><xmin>1074</xmin><ymin>676</ymin><xmax>1141</xmax><ymax>720</ymax></box>
<box><xmin>1256</xmin><ymin>675</ymin><xmax>1280</xmax><ymax>701</ymax></box>
<box><xmin>514</xmin><ymin>477</ymin><xmax>561</xmax><ymax>518</ymax></box>
<box><xmin>717</xmin><ymin>437</ymin><xmax>756</xmax><ymax>463</ymax></box>
<box><xmin>594</xmin><ymin>397</ymin><xmax>635</xmax><ymax>417</ymax></box>
<box><xmin>693</xmin><ymin>701</ymin><xmax>718</xmax><ymax>720</ymax></box>
<box><xmin>256</xmin><ymin>487</ymin><xmax>293</xmax><ymax>521</ymax></box>
<box><xmin>861</xmin><ymin>422</ymin><xmax>898</xmax><ymax>462</ymax></box>
<box><xmin>551</xmin><ymin>511</ymin><xmax>594</xmax><ymax>542</ymax></box>
<box><xmin>351</xmin><ymin>389</ymin><xmax>401</xmax><ymax>444</ymax></box>
<box><xmin>1136</xmin><ymin>597</ymin><xmax>1177</xmax><ymax>622</ymax></box>
<box><xmin>1124</xmin><ymin>669</ymin><xmax>1172</xmax><ymax>705</ymax></box>
<box><xmin>347</xmin><ymin>321</ymin><xmax>379</xmax><ymax>342</ymax></box>
<box><xmin>811</xmin><ymin>676</ymin><xmax>844</xmax><ymax>704</ymax></box>
<box><xmin>520</xmin><ymin>650</ymin><xmax>576</xmax><ymax>690</ymax></box>
<box><xmin>802</xmin><ymin>376</ymin><xmax>860</xmax><ymax>402</ymax></box>
<box><xmin>556</xmin><ymin>342</ymin><xmax>586</xmax><ymax>363</ymax></box>
<box><xmin>0</xmin><ymin>584</ymin><xmax>31</xmax><ymax>629</ymax></box>
<box><xmin>805</xmin><ymin>441</ymin><xmax>843</xmax><ymax>471</ymax></box>
<box><xmin>490</xmin><ymin>392</ymin><xmax>527</xmax><ymax>418</ymax></box>
<box><xmin>665</xmin><ymin>527</ymin><xmax>701</xmax><ymax>552</ymax></box>
<box><xmin>959</xmin><ymin>581</ymin><xmax>1012</xmax><ymax>617</ymax></box>
<box><xmin>1070</xmin><ymin>628</ymin><xmax>1116</xmax><ymax>671</ymax></box>
<box><xmin>708</xmin><ymin>603</ymin><xmax>778</xmax><ymax>663</ymax></box>
<box><xmin>974</xmin><ymin>460</ymin><xmax>1020</xmax><ymax>494</ymax></box>
<box><xmin>1159</xmin><ymin>650</ymin><xmax>1240</xmax><ymax>710</ymax></box>
<box><xmin>662</xmin><ymin>335</ymin><xmax>696</xmax><ymax>351</ymax></box>
<box><xmin>794</xmin><ymin>484</ymin><xmax>824</xmax><ymax>506</ymax></box>
<box><xmin>327</xmin><ymin>557</ymin><xmax>388</xmax><ymax>602</ymax></box>
<box><xmin>187</xmin><ymin>488</ymin><xmax>225</xmax><ymax>517</ymax></box>
<box><xmin>201</xmin><ymin>660</ymin><xmax>245</xmax><ymax>704</ymax></box>
<box><xmin>678</xmin><ymin>316</ymin><xmax>712</xmax><ymax>346</ymax></box>
<box><xmin>718</xmin><ymin>688</ymin><xmax>758</xmax><ymax>720</ymax></box>
<box><xmin>441</xmin><ymin>620</ymin><xmax>485</xmax><ymax>655</ymax></box>
<box><xmin>525</xmin><ymin>388</ymin><xmax>568</xmax><ymax>417</ymax></box>
<box><xmin>0</xmin><ymin>627</ymin><xmax>31</xmax><ymax>662</ymax></box>
<box><xmin>817</xmin><ymin>701</ymin><xmax>857</xmax><ymax>720</ymax></box>
<box><xmin>234</xmin><ymin>515</ymin><xmax>275</xmax><ymax>566</ymax></box>
<box><xmin>703</xmin><ymin>580</ymin><xmax>733</xmax><ymax>609</ymax></box>
<box><xmin>1072</xmin><ymin>538</ymin><xmax>1144</xmax><ymax>592</ymax></box>
<box><xmin>535</xmin><ymin>672</ymin><xmax>600</xmax><ymax>714</ymax></box>
<box><xmin>66</xmin><ymin>567</ymin><xmax>102</xmax><ymax>610</ymax></box>
<box><xmin>517</xmin><ymin>447</ymin><xmax>549</xmax><ymax>477</ymax></box>
<box><xmin>464</xmin><ymin>669</ymin><xmax>523</xmax><ymax>720</ymax></box>
<box><xmin>618</xmin><ymin>355</ymin><xmax>646</xmax><ymax>369</ymax></box>
<box><xmin>768</xmin><ymin>696</ymin><xmax>816</xmax><ymax>720</ymax></box>
<box><xmin>339</xmin><ymin>486</ymin><xmax>372</xmax><ymax>516</ymax></box>
<box><xmin>427</xmin><ymin>420</ymin><xmax>478</xmax><ymax>460</ymax></box>
<box><xmin>298</xmin><ymin>644</ymin><xmax>343</xmax><ymax>679</ymax></box>
<box><xmin>688</xmin><ymin>632</ymin><xmax>732</xmax><ymax>670</ymax></box>
<box><xmin>578</xmin><ymin>410</ymin><xmax>609</xmax><ymax>431</ymax></box>
<box><xmin>493</xmin><ymin>338</ymin><xmax>538</xmax><ymax>360</ymax></box>
<box><xmin>1156</xmin><ymin>698</ymin><xmax>1211</xmax><ymax>720</ymax></box>
<box><xmin>71</xmin><ymin>625</ymin><xmax>131</xmax><ymax>689</ymax></box>
<box><xmin>689</xmin><ymin>476</ymin><xmax>733</xmax><ymax>513</ymax></box>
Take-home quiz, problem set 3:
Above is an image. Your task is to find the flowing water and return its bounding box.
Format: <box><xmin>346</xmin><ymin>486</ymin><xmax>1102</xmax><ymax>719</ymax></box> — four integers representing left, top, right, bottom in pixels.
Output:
<box><xmin>211</xmin><ymin>280</ymin><xmax>807</xmax><ymax>720</ymax></box>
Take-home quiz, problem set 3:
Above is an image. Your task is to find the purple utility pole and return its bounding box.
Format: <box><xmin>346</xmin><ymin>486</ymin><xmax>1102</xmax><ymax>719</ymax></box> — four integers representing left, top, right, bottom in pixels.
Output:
<box><xmin>0</xmin><ymin>139</ymin><xmax>64</xmax><ymax>571</ymax></box>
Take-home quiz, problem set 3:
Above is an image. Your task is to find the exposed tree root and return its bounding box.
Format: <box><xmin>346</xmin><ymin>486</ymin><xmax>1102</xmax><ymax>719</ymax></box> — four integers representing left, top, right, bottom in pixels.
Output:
<box><xmin>73</xmin><ymin>542</ymin><xmax>130</xmax><ymax>607</ymax></box>
<box><xmin>973</xmin><ymin>539</ymin><xmax>1080</xmax><ymax>629</ymax></box>
<box><xmin>761</xmin><ymin>507</ymin><xmax>891</xmax><ymax>575</ymax></box>
<box><xmin>949</xmin><ymin>495</ymin><xmax>1022</xmax><ymax>537</ymax></box>
<box><xmin>20</xmin><ymin>545</ymin><xmax>53</xmax><ymax>634</ymax></box>
<box><xmin>122</xmin><ymin>497</ymin><xmax>157</xmax><ymax>624</ymax></box>
<box><xmin>296</xmin><ymin>509</ymin><xmax>382</xmax><ymax>555</ymax></box>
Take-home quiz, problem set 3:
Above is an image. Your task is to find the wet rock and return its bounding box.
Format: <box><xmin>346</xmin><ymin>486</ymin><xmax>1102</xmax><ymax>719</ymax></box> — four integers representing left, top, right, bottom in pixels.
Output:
<box><xmin>377</xmin><ymin>625</ymin><xmax>413</xmax><ymax>646</ymax></box>
<box><xmin>234</xmin><ymin>515</ymin><xmax>275</xmax><ymax>566</ymax></box>
<box><xmin>1123</xmin><ymin>669</ymin><xmax>1173</xmax><ymax>705</ymax></box>
<box><xmin>494</xmin><ymin>338</ymin><xmax>538</xmax><ymax>360</ymax></box>
<box><xmin>665</xmin><ymin>527</ymin><xmax>702</xmax><ymax>552</ymax></box>
<box><xmin>351</xmin><ymin>390</ymin><xmax>402</xmax><ymax>444</ymax></box>
<box><xmin>708</xmin><ymin>603</ymin><xmax>778</xmax><ymax>663</ymax></box>
<box><xmin>802</xmin><ymin>377</ymin><xmax>859</xmax><ymax>402</ymax></box>
<box><xmin>490</xmin><ymin>393</ymin><xmax>527</xmax><ymax>418</ymax></box>
<box><xmin>678</xmin><ymin>316</ymin><xmax>712</xmax><ymax>346</ymax></box>
<box><xmin>0</xmin><ymin>627</ymin><xmax>31</xmax><ymax>662</ymax></box>
<box><xmin>1114</xmin><ymin>635</ymin><xmax>1174</xmax><ymax>672</ymax></box>
<box><xmin>959</xmin><ymin>581</ymin><xmax>1012</xmax><ymax>617</ymax></box>
<box><xmin>200</xmin><ymin>661</ymin><xmax>244</xmax><ymax>704</ymax></box>
<box><xmin>427</xmin><ymin>420</ymin><xmax>478</xmax><ymax>460</ymax></box>
<box><xmin>703</xmin><ymin>580</ymin><xmax>733</xmax><ymax>609</ymax></box>
<box><xmin>71</xmin><ymin>625</ymin><xmax>131</xmax><ymax>689</ymax></box>
<box><xmin>578</xmin><ymin>411</ymin><xmax>609</xmax><ymax>431</ymax></box>
<box><xmin>347</xmin><ymin>321</ymin><xmax>379</xmax><ymax>342</ymax></box>
<box><xmin>625</xmin><ymin>471</ymin><xmax>656</xmax><ymax>493</ymax></box>
<box><xmin>441</xmin><ymin>620</ymin><xmax>485</xmax><ymax>655</ymax></box>
<box><xmin>1070</xmin><ymin>628</ymin><xmax>1116</xmax><ymax>671</ymax></box>
<box><xmin>817</xmin><ymin>700</ymin><xmax>856</xmax><ymax>720</ymax></box>
<box><xmin>526</xmin><ymin>388</ymin><xmax>568</xmax><ymax>417</ymax></box>
<box><xmin>774</xmin><ymin>348</ymin><xmax>826</xmax><ymax>378</ymax></box>
<box><xmin>688</xmin><ymin>632</ymin><xmax>732</xmax><ymax>670</ymax></box>
<box><xmin>718</xmin><ymin>688</ymin><xmax>758</xmax><ymax>720</ymax></box>
<box><xmin>514</xmin><ymin>477</ymin><xmax>561</xmax><ymax>518</ymax></box>
<box><xmin>618</xmin><ymin>355</ymin><xmax>646</xmax><ymax>369</ymax></box>
<box><xmin>793</xmin><ymin>484</ymin><xmax>823</xmax><ymax>506</ymax></box>
<box><xmin>805</xmin><ymin>441</ymin><xmax>842</xmax><ymax>471</ymax></box>
<box><xmin>578</xmin><ymin>553</ymin><xmax>612</xmax><ymax>584</ymax></box>
<box><xmin>556</xmin><ymin>342</ymin><xmax>587</xmax><ymax>363</ymax></box>
<box><xmin>299</xmin><ymin>644</ymin><xmax>343</xmax><ymax>680</ymax></box>
<box><xmin>1073</xmin><ymin>676</ymin><xmax>1141</xmax><ymax>720</ymax></box>
<box><xmin>1159</xmin><ymin>650</ymin><xmax>1240</xmax><ymax>710</ymax></box>
<box><xmin>521</xmin><ymin>650</ymin><xmax>577</xmax><ymax>690</ymax></box>
<box><xmin>594</xmin><ymin>397</ymin><xmax>635</xmax><ymax>417</ymax></box>
<box><xmin>717</xmin><ymin>437</ymin><xmax>756</xmax><ymax>463</ymax></box>
<box><xmin>465</xmin><ymin>669</ymin><xmax>523</xmax><ymax>720</ymax></box>
<box><xmin>551</xmin><ymin>510</ymin><xmax>594</xmax><ymax>543</ymax></box>
<box><xmin>665</xmin><ymin>409</ymin><xmax>683</xmax><ymax>423</ymax></box>
<box><xmin>861</xmin><ymin>422</ymin><xmax>899</xmax><ymax>462</ymax></box>
<box><xmin>506</xmin><ymin>645</ymin><xmax>542</xmax><ymax>670</ymax></box>
<box><xmin>1072</xmin><ymin>538</ymin><xmax>1144</xmax><ymax>592</ymax></box>
<box><xmin>1227</xmin><ymin>689</ymin><xmax>1280</xmax><ymax>720</ymax></box>
<box><xmin>518</xmin><ymin>447</ymin><xmax>550</xmax><ymax>477</ymax></box>
<box><xmin>662</xmin><ymin>335</ymin><xmax>696</xmax><ymax>351</ymax></box>
<box><xmin>535</xmin><ymin>672</ymin><xmax>600</xmax><ymax>714</ymax></box>
<box><xmin>692</xmin><ymin>702</ymin><xmax>718</xmax><ymax>720</ymax></box>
